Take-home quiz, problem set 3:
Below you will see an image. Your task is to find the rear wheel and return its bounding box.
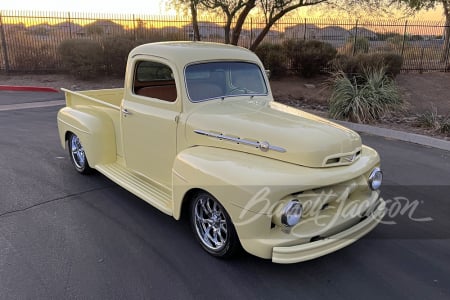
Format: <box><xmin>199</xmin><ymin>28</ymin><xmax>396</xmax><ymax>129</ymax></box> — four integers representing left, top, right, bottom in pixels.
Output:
<box><xmin>68</xmin><ymin>133</ymin><xmax>92</xmax><ymax>174</ymax></box>
<box><xmin>190</xmin><ymin>192</ymin><xmax>240</xmax><ymax>258</ymax></box>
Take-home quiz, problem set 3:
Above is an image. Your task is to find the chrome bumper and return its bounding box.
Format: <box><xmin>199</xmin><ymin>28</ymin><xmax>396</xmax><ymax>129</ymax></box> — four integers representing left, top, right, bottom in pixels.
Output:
<box><xmin>272</xmin><ymin>198</ymin><xmax>386</xmax><ymax>264</ymax></box>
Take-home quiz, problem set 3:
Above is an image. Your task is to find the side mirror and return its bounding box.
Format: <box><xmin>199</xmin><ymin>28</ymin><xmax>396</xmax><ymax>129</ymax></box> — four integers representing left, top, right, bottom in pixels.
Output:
<box><xmin>265</xmin><ymin>69</ymin><xmax>271</xmax><ymax>79</ymax></box>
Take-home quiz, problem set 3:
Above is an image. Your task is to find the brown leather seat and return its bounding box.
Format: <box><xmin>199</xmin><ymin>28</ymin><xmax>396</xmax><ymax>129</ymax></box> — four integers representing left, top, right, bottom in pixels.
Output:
<box><xmin>136</xmin><ymin>85</ymin><xmax>177</xmax><ymax>102</ymax></box>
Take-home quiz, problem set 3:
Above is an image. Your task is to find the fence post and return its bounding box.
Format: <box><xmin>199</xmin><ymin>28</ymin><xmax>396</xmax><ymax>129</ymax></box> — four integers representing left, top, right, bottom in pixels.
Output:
<box><xmin>401</xmin><ymin>20</ymin><xmax>408</xmax><ymax>57</ymax></box>
<box><xmin>68</xmin><ymin>12</ymin><xmax>73</xmax><ymax>39</ymax></box>
<box><xmin>352</xmin><ymin>19</ymin><xmax>359</xmax><ymax>56</ymax></box>
<box><xmin>303</xmin><ymin>18</ymin><xmax>307</xmax><ymax>40</ymax></box>
<box><xmin>133</xmin><ymin>14</ymin><xmax>137</xmax><ymax>41</ymax></box>
<box><xmin>0</xmin><ymin>13</ymin><xmax>10</xmax><ymax>73</ymax></box>
<box><xmin>250</xmin><ymin>18</ymin><xmax>253</xmax><ymax>49</ymax></box>
<box><xmin>444</xmin><ymin>20</ymin><xmax>450</xmax><ymax>70</ymax></box>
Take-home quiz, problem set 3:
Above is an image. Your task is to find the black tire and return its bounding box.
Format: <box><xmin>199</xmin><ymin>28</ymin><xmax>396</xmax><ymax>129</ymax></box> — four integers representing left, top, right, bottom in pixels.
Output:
<box><xmin>190</xmin><ymin>191</ymin><xmax>241</xmax><ymax>258</ymax></box>
<box><xmin>67</xmin><ymin>133</ymin><xmax>93</xmax><ymax>174</ymax></box>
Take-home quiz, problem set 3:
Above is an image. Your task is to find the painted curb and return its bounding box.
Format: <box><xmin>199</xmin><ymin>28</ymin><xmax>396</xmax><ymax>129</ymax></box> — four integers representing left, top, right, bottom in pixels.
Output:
<box><xmin>0</xmin><ymin>85</ymin><xmax>59</xmax><ymax>93</ymax></box>
<box><xmin>336</xmin><ymin>120</ymin><xmax>450</xmax><ymax>152</ymax></box>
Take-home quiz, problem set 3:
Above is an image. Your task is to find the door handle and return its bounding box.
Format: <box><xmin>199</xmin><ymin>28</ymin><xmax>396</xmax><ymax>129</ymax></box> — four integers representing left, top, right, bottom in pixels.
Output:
<box><xmin>122</xmin><ymin>108</ymin><xmax>133</xmax><ymax>116</ymax></box>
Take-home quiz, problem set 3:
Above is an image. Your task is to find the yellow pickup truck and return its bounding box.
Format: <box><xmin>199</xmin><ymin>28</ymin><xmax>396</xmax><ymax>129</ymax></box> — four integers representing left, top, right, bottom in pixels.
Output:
<box><xmin>57</xmin><ymin>41</ymin><xmax>385</xmax><ymax>263</ymax></box>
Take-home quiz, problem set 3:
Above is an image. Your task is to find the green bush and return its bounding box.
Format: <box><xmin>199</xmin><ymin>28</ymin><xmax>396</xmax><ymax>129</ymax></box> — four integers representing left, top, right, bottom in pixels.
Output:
<box><xmin>102</xmin><ymin>35</ymin><xmax>136</xmax><ymax>76</ymax></box>
<box><xmin>342</xmin><ymin>37</ymin><xmax>369</xmax><ymax>55</ymax></box>
<box><xmin>332</xmin><ymin>52</ymin><xmax>403</xmax><ymax>78</ymax></box>
<box><xmin>285</xmin><ymin>40</ymin><xmax>337</xmax><ymax>78</ymax></box>
<box><xmin>12</xmin><ymin>43</ymin><xmax>59</xmax><ymax>71</ymax></box>
<box><xmin>363</xmin><ymin>53</ymin><xmax>403</xmax><ymax>77</ymax></box>
<box><xmin>416</xmin><ymin>105</ymin><xmax>450</xmax><ymax>135</ymax></box>
<box><xmin>58</xmin><ymin>39</ymin><xmax>104</xmax><ymax>80</ymax></box>
<box><xmin>329</xmin><ymin>66</ymin><xmax>402</xmax><ymax>123</ymax></box>
<box><xmin>386</xmin><ymin>35</ymin><xmax>404</xmax><ymax>51</ymax></box>
<box><xmin>254</xmin><ymin>43</ymin><xmax>287</xmax><ymax>78</ymax></box>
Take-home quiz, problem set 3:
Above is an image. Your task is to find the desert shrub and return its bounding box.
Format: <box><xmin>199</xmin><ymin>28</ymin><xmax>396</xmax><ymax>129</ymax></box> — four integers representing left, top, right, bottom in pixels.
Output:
<box><xmin>58</xmin><ymin>38</ymin><xmax>104</xmax><ymax>80</ymax></box>
<box><xmin>442</xmin><ymin>119</ymin><xmax>450</xmax><ymax>134</ymax></box>
<box><xmin>341</xmin><ymin>37</ymin><xmax>369</xmax><ymax>55</ymax></box>
<box><xmin>285</xmin><ymin>39</ymin><xmax>337</xmax><ymax>78</ymax></box>
<box><xmin>329</xmin><ymin>66</ymin><xmax>402</xmax><ymax>123</ymax></box>
<box><xmin>416</xmin><ymin>105</ymin><xmax>440</xmax><ymax>129</ymax></box>
<box><xmin>102</xmin><ymin>35</ymin><xmax>136</xmax><ymax>76</ymax></box>
<box><xmin>254</xmin><ymin>43</ymin><xmax>287</xmax><ymax>78</ymax></box>
<box><xmin>10</xmin><ymin>43</ymin><xmax>59</xmax><ymax>71</ymax></box>
<box><xmin>332</xmin><ymin>52</ymin><xmax>403</xmax><ymax>78</ymax></box>
<box><xmin>416</xmin><ymin>105</ymin><xmax>450</xmax><ymax>135</ymax></box>
<box><xmin>362</xmin><ymin>52</ymin><xmax>403</xmax><ymax>77</ymax></box>
<box><xmin>386</xmin><ymin>35</ymin><xmax>404</xmax><ymax>51</ymax></box>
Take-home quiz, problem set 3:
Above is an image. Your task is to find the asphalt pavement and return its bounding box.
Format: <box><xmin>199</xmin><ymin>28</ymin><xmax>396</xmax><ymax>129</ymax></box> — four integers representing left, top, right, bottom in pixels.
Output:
<box><xmin>0</xmin><ymin>92</ymin><xmax>449</xmax><ymax>299</ymax></box>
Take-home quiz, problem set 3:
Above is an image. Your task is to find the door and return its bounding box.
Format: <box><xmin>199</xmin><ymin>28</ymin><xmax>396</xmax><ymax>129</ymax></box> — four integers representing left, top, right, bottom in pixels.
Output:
<box><xmin>121</xmin><ymin>58</ymin><xmax>180</xmax><ymax>187</ymax></box>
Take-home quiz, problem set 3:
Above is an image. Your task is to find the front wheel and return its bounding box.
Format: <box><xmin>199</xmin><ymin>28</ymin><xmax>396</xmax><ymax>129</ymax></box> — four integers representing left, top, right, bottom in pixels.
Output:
<box><xmin>68</xmin><ymin>133</ymin><xmax>92</xmax><ymax>174</ymax></box>
<box><xmin>190</xmin><ymin>192</ymin><xmax>240</xmax><ymax>258</ymax></box>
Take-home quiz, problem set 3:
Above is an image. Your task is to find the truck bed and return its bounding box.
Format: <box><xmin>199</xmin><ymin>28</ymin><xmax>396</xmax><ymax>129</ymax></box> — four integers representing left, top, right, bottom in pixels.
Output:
<box><xmin>62</xmin><ymin>88</ymin><xmax>124</xmax><ymax>109</ymax></box>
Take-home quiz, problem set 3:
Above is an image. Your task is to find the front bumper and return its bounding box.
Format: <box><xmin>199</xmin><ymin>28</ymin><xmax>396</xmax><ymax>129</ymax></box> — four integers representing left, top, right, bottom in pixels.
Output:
<box><xmin>272</xmin><ymin>198</ymin><xmax>386</xmax><ymax>263</ymax></box>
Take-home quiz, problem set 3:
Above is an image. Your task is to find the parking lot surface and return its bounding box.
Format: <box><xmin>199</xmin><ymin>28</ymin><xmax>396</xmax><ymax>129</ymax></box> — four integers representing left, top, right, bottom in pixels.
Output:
<box><xmin>0</xmin><ymin>92</ymin><xmax>449</xmax><ymax>299</ymax></box>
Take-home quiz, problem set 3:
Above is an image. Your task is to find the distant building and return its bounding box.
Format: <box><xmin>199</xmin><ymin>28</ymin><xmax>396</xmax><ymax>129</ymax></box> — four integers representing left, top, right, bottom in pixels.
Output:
<box><xmin>53</xmin><ymin>21</ymin><xmax>83</xmax><ymax>36</ymax></box>
<box><xmin>183</xmin><ymin>22</ymin><xmax>225</xmax><ymax>39</ymax></box>
<box><xmin>285</xmin><ymin>24</ymin><xmax>319</xmax><ymax>40</ymax></box>
<box><xmin>76</xmin><ymin>20</ymin><xmax>124</xmax><ymax>36</ymax></box>
<box><xmin>318</xmin><ymin>26</ymin><xmax>350</xmax><ymax>40</ymax></box>
<box><xmin>349</xmin><ymin>27</ymin><xmax>378</xmax><ymax>40</ymax></box>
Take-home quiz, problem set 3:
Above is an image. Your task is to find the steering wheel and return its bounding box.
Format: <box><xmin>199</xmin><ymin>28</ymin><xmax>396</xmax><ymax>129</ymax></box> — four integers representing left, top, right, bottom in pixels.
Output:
<box><xmin>229</xmin><ymin>87</ymin><xmax>249</xmax><ymax>95</ymax></box>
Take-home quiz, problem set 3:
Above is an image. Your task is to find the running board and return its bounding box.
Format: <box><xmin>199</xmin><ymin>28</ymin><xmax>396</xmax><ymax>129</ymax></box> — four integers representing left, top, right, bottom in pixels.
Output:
<box><xmin>96</xmin><ymin>163</ymin><xmax>172</xmax><ymax>215</ymax></box>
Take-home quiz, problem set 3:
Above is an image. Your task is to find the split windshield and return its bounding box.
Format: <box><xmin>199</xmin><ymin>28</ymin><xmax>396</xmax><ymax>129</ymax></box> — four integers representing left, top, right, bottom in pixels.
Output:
<box><xmin>185</xmin><ymin>61</ymin><xmax>268</xmax><ymax>102</ymax></box>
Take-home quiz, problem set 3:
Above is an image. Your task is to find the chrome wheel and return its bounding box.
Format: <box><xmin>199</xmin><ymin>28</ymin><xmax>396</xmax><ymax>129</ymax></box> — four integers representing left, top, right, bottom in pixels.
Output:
<box><xmin>190</xmin><ymin>192</ymin><xmax>240</xmax><ymax>258</ymax></box>
<box><xmin>194</xmin><ymin>195</ymin><xmax>228</xmax><ymax>251</ymax></box>
<box><xmin>68</xmin><ymin>133</ymin><xmax>91</xmax><ymax>174</ymax></box>
<box><xmin>70</xmin><ymin>134</ymin><xmax>86</xmax><ymax>169</ymax></box>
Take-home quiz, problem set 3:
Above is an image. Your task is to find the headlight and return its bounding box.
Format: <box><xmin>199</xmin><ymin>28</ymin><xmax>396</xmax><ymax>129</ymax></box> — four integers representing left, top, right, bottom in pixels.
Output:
<box><xmin>368</xmin><ymin>167</ymin><xmax>383</xmax><ymax>190</ymax></box>
<box><xmin>281</xmin><ymin>200</ymin><xmax>303</xmax><ymax>227</ymax></box>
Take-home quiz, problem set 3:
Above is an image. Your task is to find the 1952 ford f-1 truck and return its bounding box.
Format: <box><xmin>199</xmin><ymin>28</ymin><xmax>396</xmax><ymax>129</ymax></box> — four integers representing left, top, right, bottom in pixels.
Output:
<box><xmin>57</xmin><ymin>41</ymin><xmax>386</xmax><ymax>263</ymax></box>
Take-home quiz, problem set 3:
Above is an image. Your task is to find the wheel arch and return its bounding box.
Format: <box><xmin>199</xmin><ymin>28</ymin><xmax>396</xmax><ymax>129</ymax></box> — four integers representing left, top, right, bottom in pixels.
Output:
<box><xmin>57</xmin><ymin>106</ymin><xmax>117</xmax><ymax>166</ymax></box>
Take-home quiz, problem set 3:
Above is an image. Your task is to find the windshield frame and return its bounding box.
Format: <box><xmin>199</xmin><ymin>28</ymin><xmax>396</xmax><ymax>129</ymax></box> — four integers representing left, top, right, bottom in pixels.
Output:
<box><xmin>184</xmin><ymin>60</ymin><xmax>269</xmax><ymax>103</ymax></box>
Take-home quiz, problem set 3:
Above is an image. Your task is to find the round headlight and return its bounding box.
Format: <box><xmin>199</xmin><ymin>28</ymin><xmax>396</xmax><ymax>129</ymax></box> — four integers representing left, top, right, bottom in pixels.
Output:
<box><xmin>368</xmin><ymin>167</ymin><xmax>383</xmax><ymax>190</ymax></box>
<box><xmin>281</xmin><ymin>200</ymin><xmax>303</xmax><ymax>227</ymax></box>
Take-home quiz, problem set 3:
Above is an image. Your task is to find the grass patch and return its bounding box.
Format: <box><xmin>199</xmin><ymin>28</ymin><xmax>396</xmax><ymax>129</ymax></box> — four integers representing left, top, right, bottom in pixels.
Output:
<box><xmin>329</xmin><ymin>66</ymin><xmax>402</xmax><ymax>123</ymax></box>
<box><xmin>416</xmin><ymin>105</ymin><xmax>450</xmax><ymax>135</ymax></box>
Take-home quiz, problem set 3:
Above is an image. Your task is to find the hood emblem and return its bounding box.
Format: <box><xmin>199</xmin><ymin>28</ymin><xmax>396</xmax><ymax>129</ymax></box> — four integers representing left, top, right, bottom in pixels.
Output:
<box><xmin>194</xmin><ymin>130</ymin><xmax>286</xmax><ymax>153</ymax></box>
<box><xmin>343</xmin><ymin>153</ymin><xmax>356</xmax><ymax>163</ymax></box>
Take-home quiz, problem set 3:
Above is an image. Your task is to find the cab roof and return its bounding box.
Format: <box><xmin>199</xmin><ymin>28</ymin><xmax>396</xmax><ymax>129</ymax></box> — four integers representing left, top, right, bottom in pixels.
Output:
<box><xmin>129</xmin><ymin>41</ymin><xmax>261</xmax><ymax>67</ymax></box>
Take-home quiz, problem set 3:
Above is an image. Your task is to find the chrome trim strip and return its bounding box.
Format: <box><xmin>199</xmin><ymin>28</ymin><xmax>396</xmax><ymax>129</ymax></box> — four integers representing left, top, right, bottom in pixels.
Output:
<box><xmin>194</xmin><ymin>129</ymin><xmax>286</xmax><ymax>153</ymax></box>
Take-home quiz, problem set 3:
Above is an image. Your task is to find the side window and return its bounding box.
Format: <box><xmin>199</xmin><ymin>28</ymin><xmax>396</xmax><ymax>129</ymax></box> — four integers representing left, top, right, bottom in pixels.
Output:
<box><xmin>133</xmin><ymin>61</ymin><xmax>177</xmax><ymax>102</ymax></box>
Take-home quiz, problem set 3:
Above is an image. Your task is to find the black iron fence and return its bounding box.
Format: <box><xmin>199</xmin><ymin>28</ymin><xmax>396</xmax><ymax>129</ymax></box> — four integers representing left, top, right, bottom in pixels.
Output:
<box><xmin>0</xmin><ymin>10</ymin><xmax>448</xmax><ymax>73</ymax></box>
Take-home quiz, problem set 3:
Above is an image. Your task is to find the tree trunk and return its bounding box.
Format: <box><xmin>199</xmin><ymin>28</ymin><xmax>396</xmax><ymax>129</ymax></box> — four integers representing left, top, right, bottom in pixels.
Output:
<box><xmin>231</xmin><ymin>0</ymin><xmax>256</xmax><ymax>45</ymax></box>
<box><xmin>224</xmin><ymin>15</ymin><xmax>232</xmax><ymax>44</ymax></box>
<box><xmin>249</xmin><ymin>22</ymin><xmax>274</xmax><ymax>51</ymax></box>
<box><xmin>442</xmin><ymin>1</ymin><xmax>450</xmax><ymax>65</ymax></box>
<box><xmin>190</xmin><ymin>1</ymin><xmax>200</xmax><ymax>41</ymax></box>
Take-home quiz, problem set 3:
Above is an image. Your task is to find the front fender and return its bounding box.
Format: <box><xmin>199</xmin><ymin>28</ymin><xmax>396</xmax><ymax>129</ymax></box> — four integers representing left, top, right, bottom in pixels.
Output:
<box><xmin>171</xmin><ymin>145</ymin><xmax>380</xmax><ymax>258</ymax></box>
<box><xmin>172</xmin><ymin>146</ymin><xmax>380</xmax><ymax>218</ymax></box>
<box><xmin>57</xmin><ymin>106</ymin><xmax>117</xmax><ymax>166</ymax></box>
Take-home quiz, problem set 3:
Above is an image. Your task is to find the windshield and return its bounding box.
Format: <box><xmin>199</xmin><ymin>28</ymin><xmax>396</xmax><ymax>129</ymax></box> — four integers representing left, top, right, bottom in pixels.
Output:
<box><xmin>185</xmin><ymin>61</ymin><xmax>268</xmax><ymax>102</ymax></box>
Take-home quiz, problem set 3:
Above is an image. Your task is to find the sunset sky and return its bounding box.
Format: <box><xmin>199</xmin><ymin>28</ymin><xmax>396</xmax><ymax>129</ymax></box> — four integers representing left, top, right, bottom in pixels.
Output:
<box><xmin>1</xmin><ymin>0</ymin><xmax>174</xmax><ymax>15</ymax></box>
<box><xmin>0</xmin><ymin>0</ymin><xmax>446</xmax><ymax>21</ymax></box>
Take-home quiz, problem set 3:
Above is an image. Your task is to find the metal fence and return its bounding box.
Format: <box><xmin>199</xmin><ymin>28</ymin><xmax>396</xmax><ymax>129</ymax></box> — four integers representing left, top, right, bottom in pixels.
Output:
<box><xmin>0</xmin><ymin>10</ymin><xmax>449</xmax><ymax>73</ymax></box>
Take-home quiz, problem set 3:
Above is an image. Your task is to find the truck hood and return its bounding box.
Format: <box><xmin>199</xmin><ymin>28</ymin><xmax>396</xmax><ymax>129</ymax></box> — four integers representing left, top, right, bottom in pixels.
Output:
<box><xmin>184</xmin><ymin>99</ymin><xmax>362</xmax><ymax>168</ymax></box>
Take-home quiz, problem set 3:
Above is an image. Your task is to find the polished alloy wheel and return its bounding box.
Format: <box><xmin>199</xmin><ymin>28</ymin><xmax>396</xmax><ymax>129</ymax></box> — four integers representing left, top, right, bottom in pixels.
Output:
<box><xmin>193</xmin><ymin>195</ymin><xmax>228</xmax><ymax>251</ymax></box>
<box><xmin>70</xmin><ymin>134</ymin><xmax>86</xmax><ymax>170</ymax></box>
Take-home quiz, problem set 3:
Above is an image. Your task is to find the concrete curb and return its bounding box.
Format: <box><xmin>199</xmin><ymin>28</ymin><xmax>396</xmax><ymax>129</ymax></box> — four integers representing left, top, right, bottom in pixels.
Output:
<box><xmin>336</xmin><ymin>120</ymin><xmax>450</xmax><ymax>152</ymax></box>
<box><xmin>0</xmin><ymin>85</ymin><xmax>59</xmax><ymax>93</ymax></box>
<box><xmin>0</xmin><ymin>100</ymin><xmax>65</xmax><ymax>112</ymax></box>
